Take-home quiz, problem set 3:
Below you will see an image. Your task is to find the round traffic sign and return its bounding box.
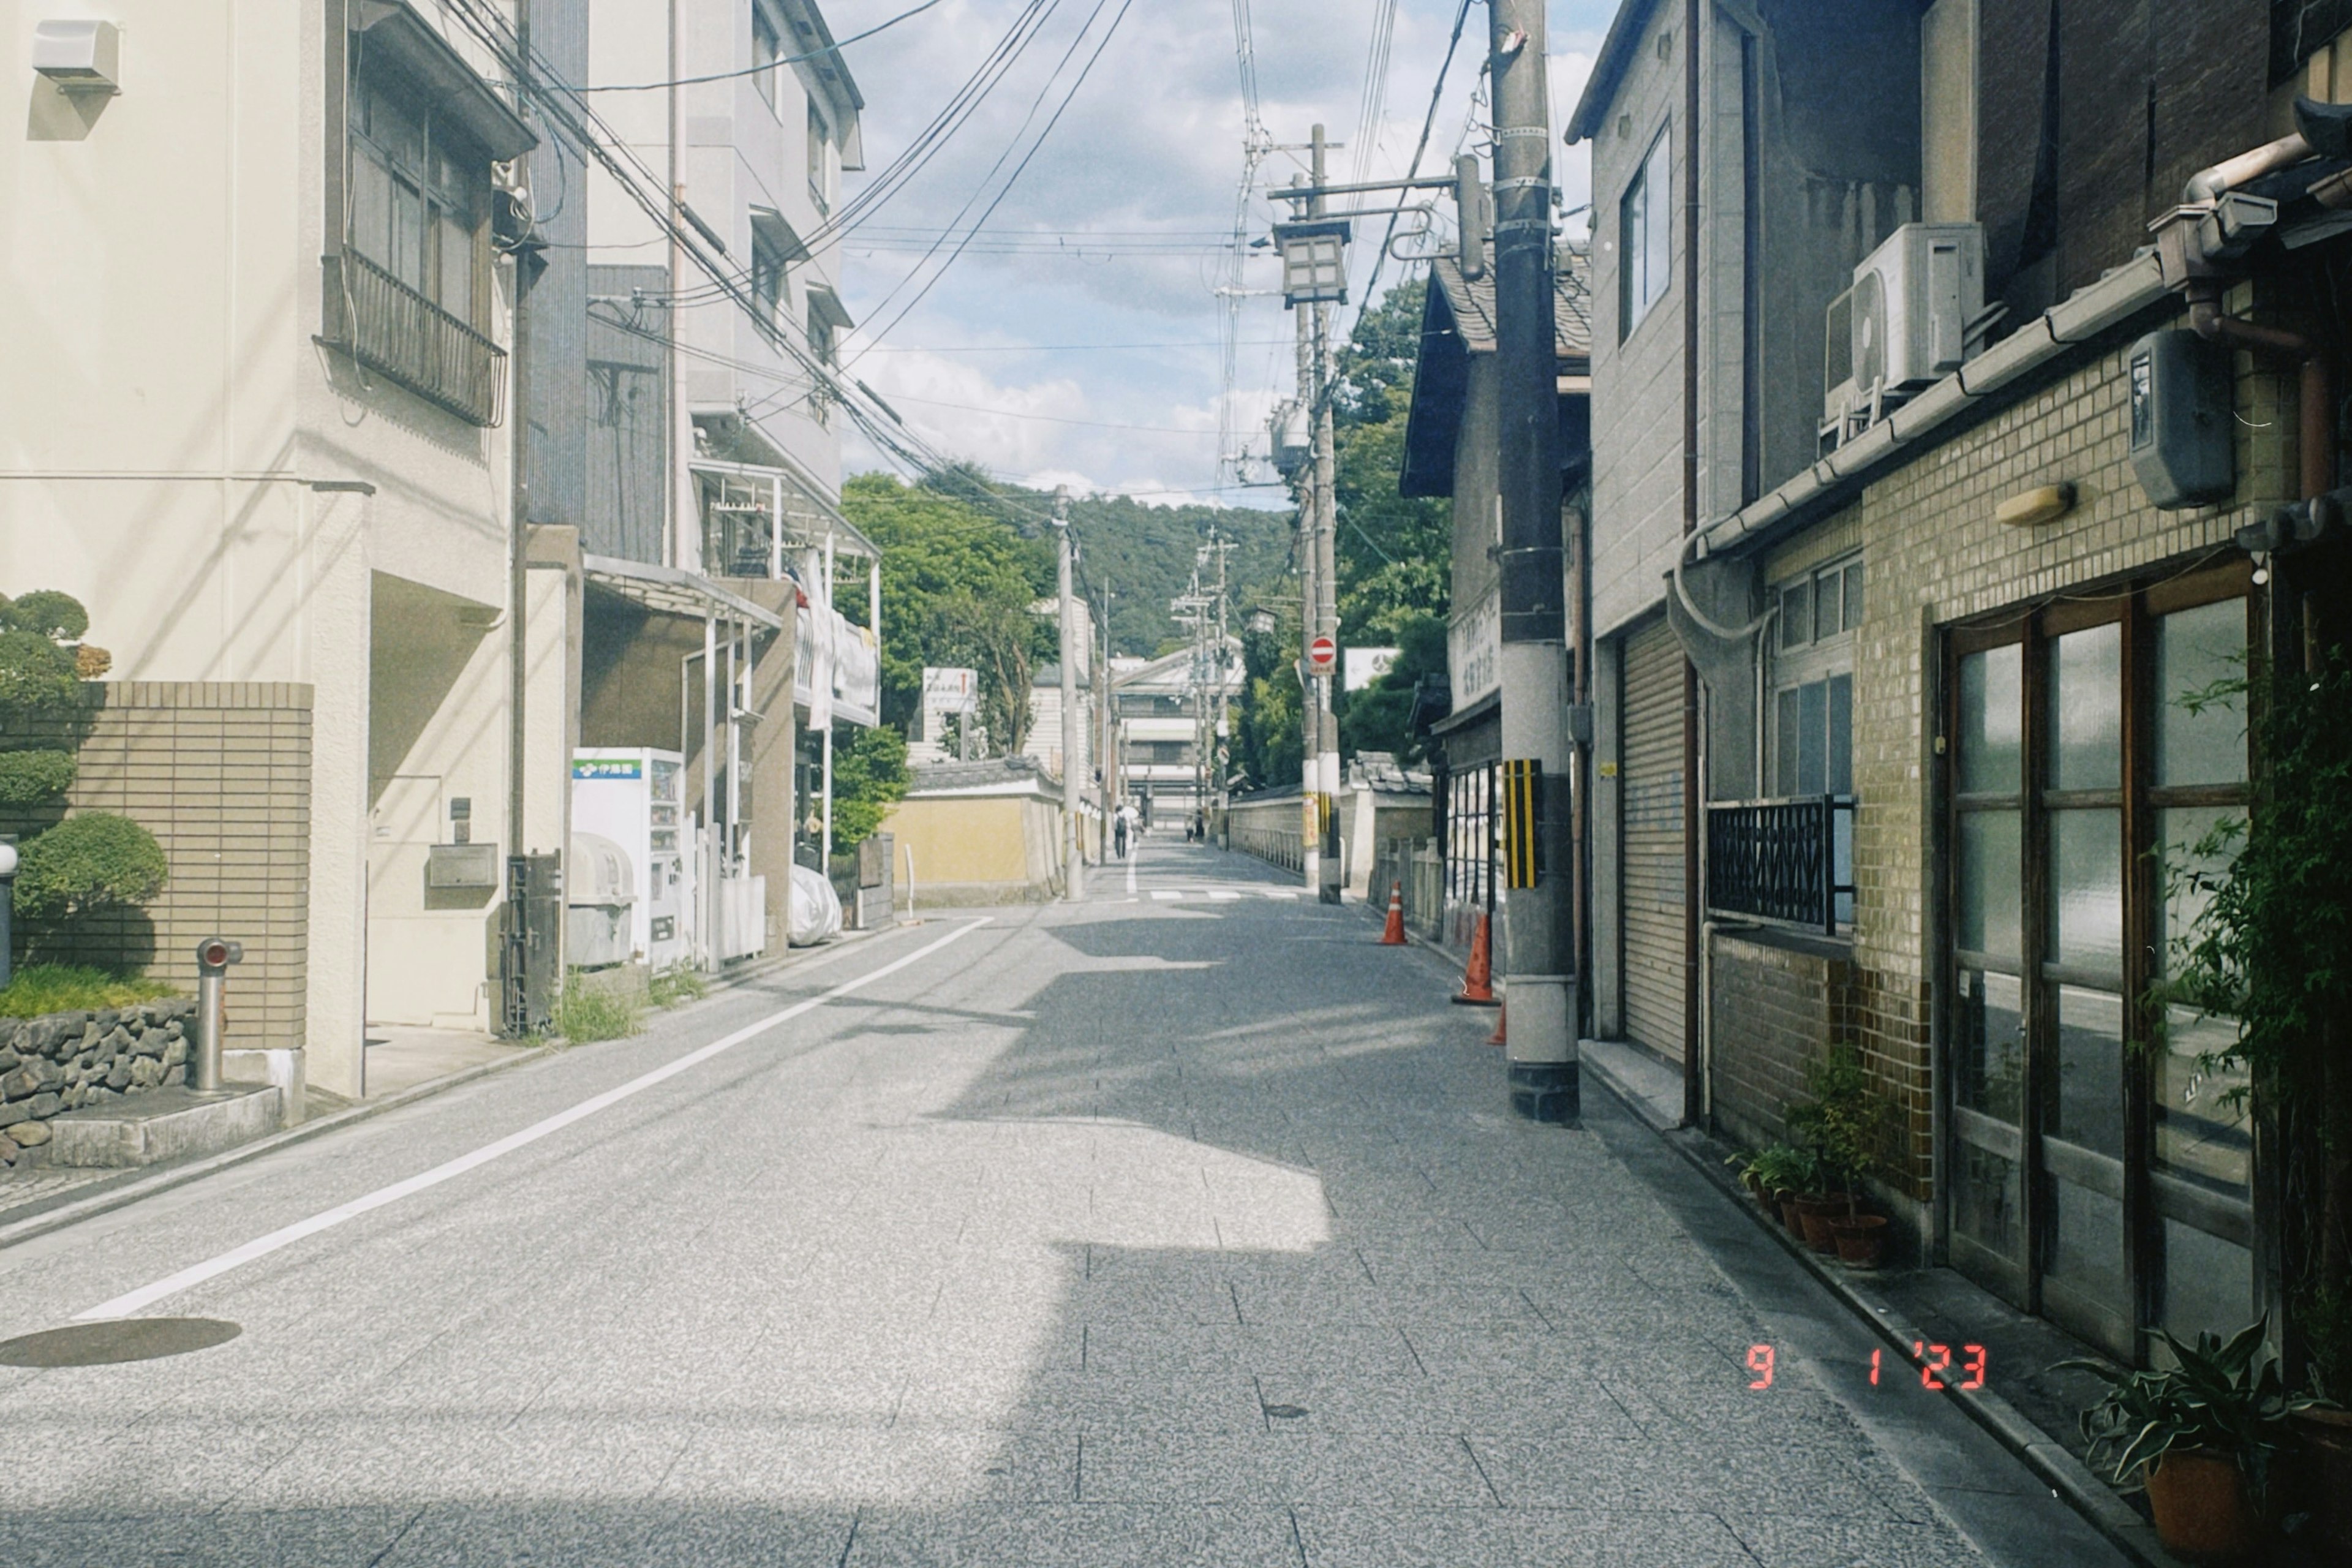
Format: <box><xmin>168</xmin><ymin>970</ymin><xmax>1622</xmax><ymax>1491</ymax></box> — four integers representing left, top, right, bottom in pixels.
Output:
<box><xmin>1306</xmin><ymin>635</ymin><xmax>1338</xmax><ymax>673</ymax></box>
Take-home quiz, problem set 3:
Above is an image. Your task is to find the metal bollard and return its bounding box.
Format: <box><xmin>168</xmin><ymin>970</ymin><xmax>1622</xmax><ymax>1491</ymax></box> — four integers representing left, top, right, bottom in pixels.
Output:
<box><xmin>192</xmin><ymin>936</ymin><xmax>243</xmax><ymax>1092</ymax></box>
<box><xmin>0</xmin><ymin>838</ymin><xmax>16</xmax><ymax>994</ymax></box>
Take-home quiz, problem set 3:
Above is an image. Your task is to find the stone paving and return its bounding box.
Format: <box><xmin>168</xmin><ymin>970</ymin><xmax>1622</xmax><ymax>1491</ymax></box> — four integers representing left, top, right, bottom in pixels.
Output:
<box><xmin>0</xmin><ymin>840</ymin><xmax>2127</xmax><ymax>1566</ymax></box>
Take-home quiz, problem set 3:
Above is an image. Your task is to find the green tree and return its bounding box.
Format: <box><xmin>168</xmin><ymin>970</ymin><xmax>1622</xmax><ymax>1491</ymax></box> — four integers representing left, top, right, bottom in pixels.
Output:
<box><xmin>1331</xmin><ymin>279</ymin><xmax>1451</xmax><ymax>644</ymax></box>
<box><xmin>829</xmin><ymin>723</ymin><xmax>910</xmax><ymax>861</ymax></box>
<box><xmin>1235</xmin><ymin>612</ymin><xmax>1303</xmax><ymax>789</ymax></box>
<box><xmin>841</xmin><ymin>473</ymin><xmax>1057</xmax><ymax>755</ymax></box>
<box><xmin>1338</xmin><ymin>610</ymin><xmax>1446</xmax><ymax>764</ymax></box>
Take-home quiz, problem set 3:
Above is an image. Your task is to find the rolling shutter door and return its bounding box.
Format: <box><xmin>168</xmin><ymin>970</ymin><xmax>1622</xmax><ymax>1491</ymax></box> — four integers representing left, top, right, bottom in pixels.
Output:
<box><xmin>1620</xmin><ymin>619</ymin><xmax>1686</xmax><ymax>1062</ymax></box>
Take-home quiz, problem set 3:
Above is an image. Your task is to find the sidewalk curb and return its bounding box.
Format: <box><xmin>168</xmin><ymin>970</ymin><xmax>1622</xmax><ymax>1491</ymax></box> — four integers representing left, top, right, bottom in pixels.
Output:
<box><xmin>1578</xmin><ymin>1049</ymin><xmax>2187</xmax><ymax>1568</ymax></box>
<box><xmin>0</xmin><ymin>1043</ymin><xmax>560</xmax><ymax>1253</ymax></box>
<box><xmin>0</xmin><ymin>930</ymin><xmax>878</xmax><ymax>1254</ymax></box>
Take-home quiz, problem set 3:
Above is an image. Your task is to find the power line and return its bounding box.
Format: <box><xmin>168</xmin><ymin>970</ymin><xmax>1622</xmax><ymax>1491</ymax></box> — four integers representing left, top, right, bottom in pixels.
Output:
<box><xmin>848</xmin><ymin>0</ymin><xmax>1140</xmax><ymax>359</ymax></box>
<box><xmin>577</xmin><ymin>0</ymin><xmax>947</xmax><ymax>91</ymax></box>
<box><xmin>1352</xmin><ymin>0</ymin><xmax>1476</xmax><ymax>331</ymax></box>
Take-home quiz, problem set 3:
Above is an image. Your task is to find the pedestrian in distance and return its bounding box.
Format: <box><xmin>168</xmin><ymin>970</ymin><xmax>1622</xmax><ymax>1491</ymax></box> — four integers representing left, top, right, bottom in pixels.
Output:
<box><xmin>1113</xmin><ymin>807</ymin><xmax>1130</xmax><ymax>860</ymax></box>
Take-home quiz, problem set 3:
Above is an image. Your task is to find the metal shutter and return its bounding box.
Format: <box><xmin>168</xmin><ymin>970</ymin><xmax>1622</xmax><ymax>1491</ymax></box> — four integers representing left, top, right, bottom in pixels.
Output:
<box><xmin>1620</xmin><ymin>618</ymin><xmax>1687</xmax><ymax>1062</ymax></box>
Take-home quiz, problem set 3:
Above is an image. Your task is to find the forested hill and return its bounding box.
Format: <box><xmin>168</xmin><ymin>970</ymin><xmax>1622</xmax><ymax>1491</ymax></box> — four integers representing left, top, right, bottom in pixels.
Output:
<box><xmin>913</xmin><ymin>466</ymin><xmax>1296</xmax><ymax>657</ymax></box>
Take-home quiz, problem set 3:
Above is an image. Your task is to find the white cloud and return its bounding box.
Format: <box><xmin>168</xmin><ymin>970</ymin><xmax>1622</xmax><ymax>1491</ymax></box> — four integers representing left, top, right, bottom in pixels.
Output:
<box><xmin>829</xmin><ymin>0</ymin><xmax>1618</xmax><ymax>499</ymax></box>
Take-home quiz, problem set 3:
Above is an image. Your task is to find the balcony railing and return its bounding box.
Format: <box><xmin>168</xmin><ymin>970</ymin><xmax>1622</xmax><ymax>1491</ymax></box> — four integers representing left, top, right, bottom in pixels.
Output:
<box><xmin>322</xmin><ymin>251</ymin><xmax>506</xmax><ymax>427</ymax></box>
<box><xmin>1705</xmin><ymin>793</ymin><xmax>1855</xmax><ymax>934</ymax></box>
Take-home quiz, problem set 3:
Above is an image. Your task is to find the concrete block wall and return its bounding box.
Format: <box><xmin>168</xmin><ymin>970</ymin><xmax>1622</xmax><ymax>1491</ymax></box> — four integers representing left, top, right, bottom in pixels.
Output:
<box><xmin>1</xmin><ymin>683</ymin><xmax>312</xmax><ymax>1050</ymax></box>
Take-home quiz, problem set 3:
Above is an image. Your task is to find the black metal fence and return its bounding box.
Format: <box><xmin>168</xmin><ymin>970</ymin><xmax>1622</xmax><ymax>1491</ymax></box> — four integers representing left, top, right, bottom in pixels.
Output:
<box><xmin>1704</xmin><ymin>794</ymin><xmax>1855</xmax><ymax>933</ymax></box>
<box><xmin>323</xmin><ymin>251</ymin><xmax>507</xmax><ymax>427</ymax></box>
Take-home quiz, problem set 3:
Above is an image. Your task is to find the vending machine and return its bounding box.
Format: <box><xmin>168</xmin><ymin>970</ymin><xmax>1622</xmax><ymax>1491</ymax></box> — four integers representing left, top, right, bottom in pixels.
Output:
<box><xmin>570</xmin><ymin>748</ymin><xmax>687</xmax><ymax>970</ymax></box>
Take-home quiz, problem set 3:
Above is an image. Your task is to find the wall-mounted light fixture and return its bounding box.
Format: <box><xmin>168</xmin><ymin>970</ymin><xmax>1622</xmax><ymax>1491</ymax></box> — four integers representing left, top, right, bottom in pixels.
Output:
<box><xmin>1994</xmin><ymin>481</ymin><xmax>2077</xmax><ymax>529</ymax></box>
<box><xmin>32</xmin><ymin>20</ymin><xmax>120</xmax><ymax>94</ymax></box>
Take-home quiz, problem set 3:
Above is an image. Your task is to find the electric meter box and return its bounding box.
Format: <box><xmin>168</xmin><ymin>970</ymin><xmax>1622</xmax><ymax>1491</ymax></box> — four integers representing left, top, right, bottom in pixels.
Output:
<box><xmin>570</xmin><ymin>748</ymin><xmax>688</xmax><ymax>970</ymax></box>
<box><xmin>2128</xmin><ymin>330</ymin><xmax>2236</xmax><ymax>509</ymax></box>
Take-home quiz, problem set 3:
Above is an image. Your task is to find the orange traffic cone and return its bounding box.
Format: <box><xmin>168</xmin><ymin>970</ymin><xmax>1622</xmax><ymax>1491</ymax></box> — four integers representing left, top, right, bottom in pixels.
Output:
<box><xmin>1488</xmin><ymin>1004</ymin><xmax>1507</xmax><ymax>1046</ymax></box>
<box><xmin>1452</xmin><ymin>912</ymin><xmax>1499</xmax><ymax>1006</ymax></box>
<box><xmin>1378</xmin><ymin>882</ymin><xmax>1407</xmax><ymax>945</ymax></box>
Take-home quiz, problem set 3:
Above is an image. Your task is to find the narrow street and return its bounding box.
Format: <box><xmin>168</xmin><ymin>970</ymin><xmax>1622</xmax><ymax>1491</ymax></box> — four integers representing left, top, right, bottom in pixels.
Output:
<box><xmin>0</xmin><ymin>843</ymin><xmax>2124</xmax><ymax>1567</ymax></box>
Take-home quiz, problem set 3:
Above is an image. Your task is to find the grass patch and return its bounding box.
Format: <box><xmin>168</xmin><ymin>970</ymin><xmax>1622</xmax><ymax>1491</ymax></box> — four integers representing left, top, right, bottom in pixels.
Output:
<box><xmin>0</xmin><ymin>963</ymin><xmax>176</xmax><ymax>1019</ymax></box>
<box><xmin>552</xmin><ymin>976</ymin><xmax>643</xmax><ymax>1043</ymax></box>
<box><xmin>647</xmin><ymin>963</ymin><xmax>709</xmax><ymax>1009</ymax></box>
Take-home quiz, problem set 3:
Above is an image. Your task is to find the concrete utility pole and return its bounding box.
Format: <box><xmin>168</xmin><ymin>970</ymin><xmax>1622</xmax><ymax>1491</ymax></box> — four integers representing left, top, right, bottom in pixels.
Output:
<box><xmin>1055</xmin><ymin>486</ymin><xmax>1084</xmax><ymax>900</ymax></box>
<box><xmin>1308</xmin><ymin>127</ymin><xmax>1343</xmax><ymax>905</ymax></box>
<box><xmin>1291</xmin><ymin>198</ymin><xmax>1323</xmax><ymax>897</ymax></box>
<box><xmin>1213</xmin><ymin>526</ymin><xmax>1233</xmax><ymax>848</ymax></box>
<box><xmin>1490</xmin><ymin>0</ymin><xmax>1575</xmax><ymax>1121</ymax></box>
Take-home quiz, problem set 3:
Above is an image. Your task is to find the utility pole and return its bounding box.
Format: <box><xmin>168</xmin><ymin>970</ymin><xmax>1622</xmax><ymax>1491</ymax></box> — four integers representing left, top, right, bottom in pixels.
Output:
<box><xmin>1291</xmin><ymin>196</ymin><xmax>1322</xmax><ymax>897</ymax></box>
<box><xmin>1054</xmin><ymin>486</ymin><xmax>1084</xmax><ymax>900</ymax></box>
<box><xmin>1308</xmin><ymin>126</ymin><xmax>1343</xmax><ymax>905</ymax></box>
<box><xmin>1490</xmin><ymin>0</ymin><xmax>1574</xmax><ymax>1122</ymax></box>
<box><xmin>1212</xmin><ymin>524</ymin><xmax>1233</xmax><ymax>848</ymax></box>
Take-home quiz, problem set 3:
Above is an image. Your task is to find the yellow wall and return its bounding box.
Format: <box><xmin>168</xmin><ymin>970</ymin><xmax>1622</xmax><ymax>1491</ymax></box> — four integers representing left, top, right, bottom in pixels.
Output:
<box><xmin>880</xmin><ymin>794</ymin><xmax>1061</xmax><ymax>902</ymax></box>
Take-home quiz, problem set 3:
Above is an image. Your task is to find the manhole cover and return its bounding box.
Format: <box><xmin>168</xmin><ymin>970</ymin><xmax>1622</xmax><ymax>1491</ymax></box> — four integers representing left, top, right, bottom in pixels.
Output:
<box><xmin>0</xmin><ymin>1318</ymin><xmax>241</xmax><ymax>1367</ymax></box>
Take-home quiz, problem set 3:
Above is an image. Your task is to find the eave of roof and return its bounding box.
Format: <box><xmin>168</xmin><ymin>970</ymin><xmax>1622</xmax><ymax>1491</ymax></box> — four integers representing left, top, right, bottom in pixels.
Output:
<box><xmin>1565</xmin><ymin>0</ymin><xmax>1665</xmax><ymax>146</ymax></box>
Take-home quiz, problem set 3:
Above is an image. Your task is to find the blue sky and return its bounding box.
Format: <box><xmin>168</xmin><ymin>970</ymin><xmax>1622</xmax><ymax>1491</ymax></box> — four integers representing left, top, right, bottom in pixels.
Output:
<box><xmin>827</xmin><ymin>0</ymin><xmax>1616</xmax><ymax>506</ymax></box>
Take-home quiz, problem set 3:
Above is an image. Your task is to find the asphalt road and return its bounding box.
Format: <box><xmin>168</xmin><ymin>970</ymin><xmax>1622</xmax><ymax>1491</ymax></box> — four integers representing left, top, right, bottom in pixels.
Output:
<box><xmin>0</xmin><ymin>840</ymin><xmax>2130</xmax><ymax>1567</ymax></box>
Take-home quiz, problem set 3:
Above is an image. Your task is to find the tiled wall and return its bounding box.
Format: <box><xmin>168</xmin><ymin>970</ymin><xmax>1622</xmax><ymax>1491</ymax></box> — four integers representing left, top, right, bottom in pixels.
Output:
<box><xmin>1</xmin><ymin>683</ymin><xmax>312</xmax><ymax>1049</ymax></box>
<box><xmin>1707</xmin><ymin>292</ymin><xmax>2293</xmax><ymax>1195</ymax></box>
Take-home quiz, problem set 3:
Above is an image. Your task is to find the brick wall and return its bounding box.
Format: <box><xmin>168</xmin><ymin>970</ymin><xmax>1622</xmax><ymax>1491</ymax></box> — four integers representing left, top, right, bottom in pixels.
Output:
<box><xmin>1</xmin><ymin>683</ymin><xmax>312</xmax><ymax>1049</ymax></box>
<box><xmin>1710</xmin><ymin>936</ymin><xmax>1843</xmax><ymax>1153</ymax></box>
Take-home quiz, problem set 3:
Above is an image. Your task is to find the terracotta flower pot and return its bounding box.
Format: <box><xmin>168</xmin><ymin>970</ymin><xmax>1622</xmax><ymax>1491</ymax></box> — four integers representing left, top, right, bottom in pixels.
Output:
<box><xmin>1830</xmin><ymin>1213</ymin><xmax>1888</xmax><ymax>1267</ymax></box>
<box><xmin>2144</xmin><ymin>1450</ymin><xmax>2258</xmax><ymax>1564</ymax></box>
<box><xmin>1775</xmin><ymin>1191</ymin><xmax>1806</xmax><ymax>1238</ymax></box>
<box><xmin>1743</xmin><ymin>1170</ymin><xmax>1765</xmax><ymax>1202</ymax></box>
<box><xmin>1793</xmin><ymin>1195</ymin><xmax>1842</xmax><ymax>1255</ymax></box>
<box><xmin>2290</xmin><ymin>1407</ymin><xmax>2352</xmax><ymax>1561</ymax></box>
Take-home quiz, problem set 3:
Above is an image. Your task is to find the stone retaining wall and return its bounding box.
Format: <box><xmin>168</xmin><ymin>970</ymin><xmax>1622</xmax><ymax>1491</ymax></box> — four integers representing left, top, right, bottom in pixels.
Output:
<box><xmin>0</xmin><ymin>997</ymin><xmax>196</xmax><ymax>1166</ymax></box>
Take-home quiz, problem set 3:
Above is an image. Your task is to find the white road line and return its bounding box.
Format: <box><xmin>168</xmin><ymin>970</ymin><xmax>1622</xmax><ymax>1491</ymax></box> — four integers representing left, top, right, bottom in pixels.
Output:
<box><xmin>1125</xmin><ymin>853</ymin><xmax>1137</xmax><ymax>896</ymax></box>
<box><xmin>1261</xmin><ymin>889</ymin><xmax>1302</xmax><ymax>900</ymax></box>
<box><xmin>74</xmin><ymin>919</ymin><xmax>995</xmax><ymax>1323</ymax></box>
<box><xmin>1149</xmin><ymin>890</ymin><xmax>1187</xmax><ymax>902</ymax></box>
<box><xmin>1207</xmin><ymin>891</ymin><xmax>1241</xmax><ymax>902</ymax></box>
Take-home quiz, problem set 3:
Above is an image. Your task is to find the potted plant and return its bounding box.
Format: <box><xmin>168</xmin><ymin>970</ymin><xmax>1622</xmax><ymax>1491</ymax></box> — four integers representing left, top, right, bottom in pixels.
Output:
<box><xmin>1787</xmin><ymin>1044</ymin><xmax>1891</xmax><ymax>1262</ymax></box>
<box><xmin>1742</xmin><ymin>1144</ymin><xmax>1818</xmax><ymax>1239</ymax></box>
<box><xmin>2062</xmin><ymin>1317</ymin><xmax>2321</xmax><ymax>1564</ymax></box>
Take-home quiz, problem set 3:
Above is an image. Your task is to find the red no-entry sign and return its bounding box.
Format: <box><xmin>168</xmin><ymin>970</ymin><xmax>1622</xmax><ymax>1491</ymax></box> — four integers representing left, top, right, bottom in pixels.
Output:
<box><xmin>1306</xmin><ymin>635</ymin><xmax>1337</xmax><ymax>673</ymax></box>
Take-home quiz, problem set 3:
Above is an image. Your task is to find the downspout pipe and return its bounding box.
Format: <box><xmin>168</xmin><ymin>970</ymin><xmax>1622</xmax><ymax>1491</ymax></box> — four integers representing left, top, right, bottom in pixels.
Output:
<box><xmin>2187</xmin><ymin>281</ymin><xmax>2334</xmax><ymax>503</ymax></box>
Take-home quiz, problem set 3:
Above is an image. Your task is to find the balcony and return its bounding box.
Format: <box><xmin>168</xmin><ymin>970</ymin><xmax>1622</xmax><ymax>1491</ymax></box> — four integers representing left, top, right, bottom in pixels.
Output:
<box><xmin>1705</xmin><ymin>794</ymin><xmax>1855</xmax><ymax>935</ymax></box>
<box><xmin>321</xmin><ymin>250</ymin><xmax>507</xmax><ymax>428</ymax></box>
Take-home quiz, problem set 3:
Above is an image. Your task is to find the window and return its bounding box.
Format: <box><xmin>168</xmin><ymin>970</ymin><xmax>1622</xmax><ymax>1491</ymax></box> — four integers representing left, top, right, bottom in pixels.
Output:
<box><xmin>807</xmin><ymin>102</ymin><xmax>831</xmax><ymax>213</ymax></box>
<box><xmin>752</xmin><ymin>230</ymin><xmax>789</xmax><ymax>323</ymax></box>
<box><xmin>350</xmin><ymin>71</ymin><xmax>486</xmax><ymax>325</ymax></box>
<box><xmin>753</xmin><ymin>4</ymin><xmax>782</xmax><ymax>111</ymax></box>
<box><xmin>1618</xmin><ymin>126</ymin><xmax>1672</xmax><ymax>337</ymax></box>
<box><xmin>1770</xmin><ymin>556</ymin><xmax>1861</xmax><ymax>798</ymax></box>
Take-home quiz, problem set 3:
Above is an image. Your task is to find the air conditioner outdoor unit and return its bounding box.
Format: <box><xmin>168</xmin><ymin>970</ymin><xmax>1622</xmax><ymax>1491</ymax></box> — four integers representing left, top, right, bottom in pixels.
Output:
<box><xmin>1849</xmin><ymin>222</ymin><xmax>1983</xmax><ymax>397</ymax></box>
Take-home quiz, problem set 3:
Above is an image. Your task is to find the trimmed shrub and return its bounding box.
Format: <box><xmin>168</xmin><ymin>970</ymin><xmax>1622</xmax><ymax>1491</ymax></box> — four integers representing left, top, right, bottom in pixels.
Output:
<box><xmin>0</xmin><ymin>749</ymin><xmax>75</xmax><ymax>805</ymax></box>
<box><xmin>12</xmin><ymin>812</ymin><xmax>169</xmax><ymax>924</ymax></box>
